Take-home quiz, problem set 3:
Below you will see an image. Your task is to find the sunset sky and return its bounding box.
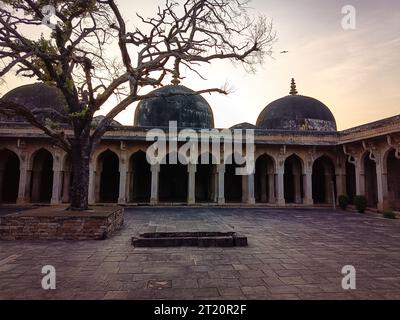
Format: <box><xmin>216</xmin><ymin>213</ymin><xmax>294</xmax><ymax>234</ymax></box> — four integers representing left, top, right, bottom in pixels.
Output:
<box><xmin>1</xmin><ymin>0</ymin><xmax>399</xmax><ymax>130</ymax></box>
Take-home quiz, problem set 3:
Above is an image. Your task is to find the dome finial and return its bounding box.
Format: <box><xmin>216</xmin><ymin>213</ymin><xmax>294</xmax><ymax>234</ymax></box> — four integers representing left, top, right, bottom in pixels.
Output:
<box><xmin>171</xmin><ymin>58</ymin><xmax>181</xmax><ymax>86</ymax></box>
<box><xmin>290</xmin><ymin>78</ymin><xmax>298</xmax><ymax>95</ymax></box>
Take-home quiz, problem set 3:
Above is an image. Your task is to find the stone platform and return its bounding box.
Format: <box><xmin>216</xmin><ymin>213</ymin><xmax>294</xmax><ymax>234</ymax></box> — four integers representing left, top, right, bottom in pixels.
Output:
<box><xmin>0</xmin><ymin>206</ymin><xmax>124</xmax><ymax>240</ymax></box>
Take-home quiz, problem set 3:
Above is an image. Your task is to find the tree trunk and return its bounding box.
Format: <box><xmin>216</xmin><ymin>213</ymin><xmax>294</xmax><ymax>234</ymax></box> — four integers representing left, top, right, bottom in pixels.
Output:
<box><xmin>69</xmin><ymin>139</ymin><xmax>91</xmax><ymax>210</ymax></box>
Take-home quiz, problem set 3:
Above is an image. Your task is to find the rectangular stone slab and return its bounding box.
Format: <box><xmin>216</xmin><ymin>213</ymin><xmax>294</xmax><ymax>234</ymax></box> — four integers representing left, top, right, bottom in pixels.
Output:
<box><xmin>131</xmin><ymin>231</ymin><xmax>247</xmax><ymax>247</ymax></box>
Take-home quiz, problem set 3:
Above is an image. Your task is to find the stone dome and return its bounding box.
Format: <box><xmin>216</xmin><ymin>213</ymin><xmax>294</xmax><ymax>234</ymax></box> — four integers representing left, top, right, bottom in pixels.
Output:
<box><xmin>256</xmin><ymin>79</ymin><xmax>337</xmax><ymax>132</ymax></box>
<box><xmin>230</xmin><ymin>122</ymin><xmax>257</xmax><ymax>130</ymax></box>
<box><xmin>0</xmin><ymin>83</ymin><xmax>69</xmax><ymax>124</ymax></box>
<box><xmin>134</xmin><ymin>85</ymin><xmax>214</xmax><ymax>129</ymax></box>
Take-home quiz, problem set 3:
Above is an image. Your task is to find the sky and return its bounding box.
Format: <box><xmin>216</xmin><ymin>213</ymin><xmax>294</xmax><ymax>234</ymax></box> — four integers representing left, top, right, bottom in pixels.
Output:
<box><xmin>1</xmin><ymin>0</ymin><xmax>399</xmax><ymax>130</ymax></box>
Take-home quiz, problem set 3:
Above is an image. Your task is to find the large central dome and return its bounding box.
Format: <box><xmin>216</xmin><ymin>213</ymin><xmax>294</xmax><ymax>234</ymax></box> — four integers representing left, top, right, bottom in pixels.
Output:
<box><xmin>257</xmin><ymin>79</ymin><xmax>337</xmax><ymax>132</ymax></box>
<box><xmin>134</xmin><ymin>85</ymin><xmax>214</xmax><ymax>129</ymax></box>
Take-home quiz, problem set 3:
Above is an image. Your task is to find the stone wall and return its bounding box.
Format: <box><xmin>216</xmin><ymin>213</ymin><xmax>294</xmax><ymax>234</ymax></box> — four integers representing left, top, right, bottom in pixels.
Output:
<box><xmin>0</xmin><ymin>207</ymin><xmax>124</xmax><ymax>241</ymax></box>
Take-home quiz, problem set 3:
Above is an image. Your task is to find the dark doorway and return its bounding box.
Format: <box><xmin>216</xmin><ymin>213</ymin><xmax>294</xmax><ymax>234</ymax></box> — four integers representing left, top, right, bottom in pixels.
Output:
<box><xmin>130</xmin><ymin>151</ymin><xmax>151</xmax><ymax>203</ymax></box>
<box><xmin>284</xmin><ymin>155</ymin><xmax>303</xmax><ymax>203</ymax></box>
<box><xmin>99</xmin><ymin>150</ymin><xmax>120</xmax><ymax>203</ymax></box>
<box><xmin>0</xmin><ymin>150</ymin><xmax>20</xmax><ymax>203</ymax></box>
<box><xmin>31</xmin><ymin>149</ymin><xmax>53</xmax><ymax>203</ymax></box>
<box><xmin>255</xmin><ymin>154</ymin><xmax>275</xmax><ymax>203</ymax></box>
<box><xmin>225</xmin><ymin>156</ymin><xmax>243</xmax><ymax>203</ymax></box>
<box><xmin>312</xmin><ymin>156</ymin><xmax>336</xmax><ymax>204</ymax></box>
<box><xmin>159</xmin><ymin>154</ymin><xmax>188</xmax><ymax>202</ymax></box>
<box><xmin>196</xmin><ymin>154</ymin><xmax>215</xmax><ymax>203</ymax></box>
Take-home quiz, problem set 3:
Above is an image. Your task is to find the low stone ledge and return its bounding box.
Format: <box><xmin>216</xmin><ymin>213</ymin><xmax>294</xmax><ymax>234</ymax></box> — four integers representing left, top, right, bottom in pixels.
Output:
<box><xmin>0</xmin><ymin>206</ymin><xmax>124</xmax><ymax>241</ymax></box>
<box><xmin>132</xmin><ymin>231</ymin><xmax>248</xmax><ymax>248</ymax></box>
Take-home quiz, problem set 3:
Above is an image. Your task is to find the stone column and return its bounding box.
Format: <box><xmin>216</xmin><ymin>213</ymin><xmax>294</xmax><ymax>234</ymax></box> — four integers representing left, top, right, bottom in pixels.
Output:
<box><xmin>128</xmin><ymin>170</ymin><xmax>134</xmax><ymax>203</ymax></box>
<box><xmin>335</xmin><ymin>168</ymin><xmax>346</xmax><ymax>200</ymax></box>
<box><xmin>51</xmin><ymin>155</ymin><xmax>62</xmax><ymax>205</ymax></box>
<box><xmin>61</xmin><ymin>171</ymin><xmax>71</xmax><ymax>203</ymax></box>
<box><xmin>150</xmin><ymin>163</ymin><xmax>160</xmax><ymax>205</ymax></box>
<box><xmin>268</xmin><ymin>173</ymin><xmax>275</xmax><ymax>203</ymax></box>
<box><xmin>247</xmin><ymin>174</ymin><xmax>255</xmax><ymax>205</ymax></box>
<box><xmin>303</xmin><ymin>167</ymin><xmax>313</xmax><ymax>205</ymax></box>
<box><xmin>118</xmin><ymin>156</ymin><xmax>128</xmax><ymax>205</ymax></box>
<box><xmin>293</xmin><ymin>173</ymin><xmax>302</xmax><ymax>204</ymax></box>
<box><xmin>17</xmin><ymin>160</ymin><xmax>29</xmax><ymax>204</ymax></box>
<box><xmin>188</xmin><ymin>164</ymin><xmax>196</xmax><ymax>205</ymax></box>
<box><xmin>376</xmin><ymin>159</ymin><xmax>386</xmax><ymax>211</ymax></box>
<box><xmin>355</xmin><ymin>159</ymin><xmax>365</xmax><ymax>196</ymax></box>
<box><xmin>88</xmin><ymin>163</ymin><xmax>96</xmax><ymax>205</ymax></box>
<box><xmin>276</xmin><ymin>167</ymin><xmax>285</xmax><ymax>206</ymax></box>
<box><xmin>217</xmin><ymin>164</ymin><xmax>225</xmax><ymax>205</ymax></box>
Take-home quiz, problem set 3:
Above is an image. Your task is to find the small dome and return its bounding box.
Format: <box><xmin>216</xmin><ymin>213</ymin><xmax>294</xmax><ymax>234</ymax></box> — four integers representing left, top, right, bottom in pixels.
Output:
<box><xmin>0</xmin><ymin>83</ymin><xmax>69</xmax><ymax>124</ymax></box>
<box><xmin>256</xmin><ymin>79</ymin><xmax>337</xmax><ymax>132</ymax></box>
<box><xmin>230</xmin><ymin>122</ymin><xmax>257</xmax><ymax>130</ymax></box>
<box><xmin>92</xmin><ymin>115</ymin><xmax>122</xmax><ymax>127</ymax></box>
<box><xmin>134</xmin><ymin>85</ymin><xmax>214</xmax><ymax>129</ymax></box>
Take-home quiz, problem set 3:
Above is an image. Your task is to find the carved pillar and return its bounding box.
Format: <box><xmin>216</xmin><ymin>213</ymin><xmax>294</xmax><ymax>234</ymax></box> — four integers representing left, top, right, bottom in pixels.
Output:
<box><xmin>150</xmin><ymin>163</ymin><xmax>160</xmax><ymax>205</ymax></box>
<box><xmin>188</xmin><ymin>164</ymin><xmax>196</xmax><ymax>205</ymax></box>
<box><xmin>303</xmin><ymin>167</ymin><xmax>314</xmax><ymax>206</ymax></box>
<box><xmin>376</xmin><ymin>157</ymin><xmax>385</xmax><ymax>211</ymax></box>
<box><xmin>276</xmin><ymin>166</ymin><xmax>285</xmax><ymax>206</ymax></box>
<box><xmin>17</xmin><ymin>154</ymin><xmax>29</xmax><ymax>204</ymax></box>
<box><xmin>268</xmin><ymin>173</ymin><xmax>275</xmax><ymax>203</ymax></box>
<box><xmin>51</xmin><ymin>153</ymin><xmax>62</xmax><ymax>205</ymax></box>
<box><xmin>88</xmin><ymin>162</ymin><xmax>96</xmax><ymax>205</ymax></box>
<box><xmin>118</xmin><ymin>154</ymin><xmax>128</xmax><ymax>205</ymax></box>
<box><xmin>247</xmin><ymin>174</ymin><xmax>255</xmax><ymax>205</ymax></box>
<box><xmin>217</xmin><ymin>164</ymin><xmax>225</xmax><ymax>205</ymax></box>
<box><xmin>355</xmin><ymin>158</ymin><xmax>365</xmax><ymax>195</ymax></box>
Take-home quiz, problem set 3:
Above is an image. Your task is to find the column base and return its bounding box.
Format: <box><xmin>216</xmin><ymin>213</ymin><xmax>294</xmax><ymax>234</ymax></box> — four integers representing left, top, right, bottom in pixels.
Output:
<box><xmin>303</xmin><ymin>198</ymin><xmax>314</xmax><ymax>206</ymax></box>
<box><xmin>150</xmin><ymin>198</ymin><xmax>158</xmax><ymax>206</ymax></box>
<box><xmin>17</xmin><ymin>198</ymin><xmax>28</xmax><ymax>205</ymax></box>
<box><xmin>51</xmin><ymin>199</ymin><xmax>61</xmax><ymax>205</ymax></box>
<box><xmin>276</xmin><ymin>198</ymin><xmax>285</xmax><ymax>206</ymax></box>
<box><xmin>247</xmin><ymin>198</ymin><xmax>256</xmax><ymax>205</ymax></box>
<box><xmin>218</xmin><ymin>197</ymin><xmax>225</xmax><ymax>205</ymax></box>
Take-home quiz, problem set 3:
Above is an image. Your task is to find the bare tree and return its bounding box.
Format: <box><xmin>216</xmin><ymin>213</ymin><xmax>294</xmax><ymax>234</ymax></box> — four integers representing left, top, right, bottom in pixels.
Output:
<box><xmin>0</xmin><ymin>0</ymin><xmax>275</xmax><ymax>210</ymax></box>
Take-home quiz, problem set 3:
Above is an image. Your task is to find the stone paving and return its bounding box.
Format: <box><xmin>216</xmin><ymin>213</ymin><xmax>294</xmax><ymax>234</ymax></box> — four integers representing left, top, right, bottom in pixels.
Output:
<box><xmin>1</xmin><ymin>207</ymin><xmax>400</xmax><ymax>300</ymax></box>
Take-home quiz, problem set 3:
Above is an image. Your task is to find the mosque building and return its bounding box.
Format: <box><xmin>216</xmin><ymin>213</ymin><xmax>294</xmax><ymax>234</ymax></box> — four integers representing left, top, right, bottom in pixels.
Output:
<box><xmin>0</xmin><ymin>79</ymin><xmax>399</xmax><ymax>211</ymax></box>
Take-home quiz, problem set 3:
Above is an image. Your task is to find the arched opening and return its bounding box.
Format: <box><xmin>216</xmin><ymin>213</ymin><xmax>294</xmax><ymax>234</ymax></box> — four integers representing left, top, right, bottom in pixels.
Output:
<box><xmin>0</xmin><ymin>149</ymin><xmax>20</xmax><ymax>203</ymax></box>
<box><xmin>364</xmin><ymin>154</ymin><xmax>378</xmax><ymax>208</ymax></box>
<box><xmin>386</xmin><ymin>149</ymin><xmax>400</xmax><ymax>210</ymax></box>
<box><xmin>284</xmin><ymin>155</ymin><xmax>303</xmax><ymax>204</ymax></box>
<box><xmin>255</xmin><ymin>154</ymin><xmax>275</xmax><ymax>203</ymax></box>
<box><xmin>31</xmin><ymin>149</ymin><xmax>53</xmax><ymax>203</ymax></box>
<box><xmin>225</xmin><ymin>155</ymin><xmax>243</xmax><ymax>203</ymax></box>
<box><xmin>159</xmin><ymin>154</ymin><xmax>188</xmax><ymax>203</ymax></box>
<box><xmin>98</xmin><ymin>150</ymin><xmax>119</xmax><ymax>203</ymax></box>
<box><xmin>195</xmin><ymin>154</ymin><xmax>217</xmax><ymax>203</ymax></box>
<box><xmin>312</xmin><ymin>156</ymin><xmax>336</xmax><ymax>204</ymax></box>
<box><xmin>346</xmin><ymin>161</ymin><xmax>356</xmax><ymax>203</ymax></box>
<box><xmin>129</xmin><ymin>151</ymin><xmax>151</xmax><ymax>203</ymax></box>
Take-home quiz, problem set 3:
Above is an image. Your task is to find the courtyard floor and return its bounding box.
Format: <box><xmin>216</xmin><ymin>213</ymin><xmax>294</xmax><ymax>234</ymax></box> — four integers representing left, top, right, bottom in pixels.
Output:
<box><xmin>1</xmin><ymin>207</ymin><xmax>400</xmax><ymax>300</ymax></box>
